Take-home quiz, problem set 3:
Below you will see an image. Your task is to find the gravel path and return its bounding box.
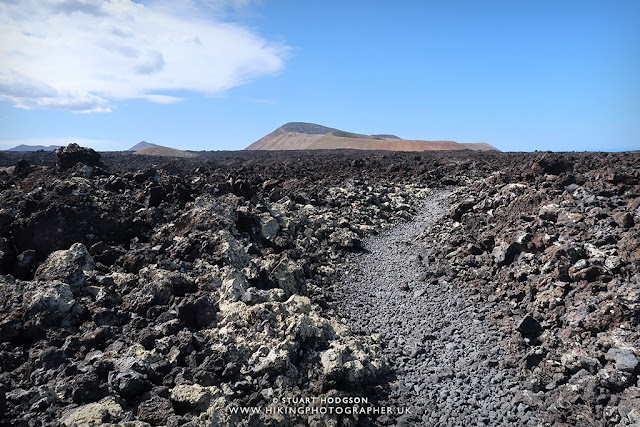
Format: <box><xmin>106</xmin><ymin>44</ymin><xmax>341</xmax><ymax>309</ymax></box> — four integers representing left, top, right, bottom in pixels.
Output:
<box><xmin>333</xmin><ymin>190</ymin><xmax>542</xmax><ymax>426</ymax></box>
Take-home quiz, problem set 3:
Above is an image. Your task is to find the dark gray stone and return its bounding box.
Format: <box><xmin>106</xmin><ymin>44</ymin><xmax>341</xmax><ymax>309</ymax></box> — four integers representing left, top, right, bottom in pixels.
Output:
<box><xmin>517</xmin><ymin>314</ymin><xmax>543</xmax><ymax>337</ymax></box>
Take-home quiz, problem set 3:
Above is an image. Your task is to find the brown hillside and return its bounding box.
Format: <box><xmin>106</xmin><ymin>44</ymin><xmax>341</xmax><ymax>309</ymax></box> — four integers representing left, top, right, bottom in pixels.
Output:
<box><xmin>308</xmin><ymin>133</ymin><xmax>467</xmax><ymax>151</ymax></box>
<box><xmin>371</xmin><ymin>134</ymin><xmax>402</xmax><ymax>140</ymax></box>
<box><xmin>246</xmin><ymin>122</ymin><xmax>498</xmax><ymax>152</ymax></box>
<box><xmin>245</xmin><ymin>122</ymin><xmax>339</xmax><ymax>150</ymax></box>
<box><xmin>127</xmin><ymin>141</ymin><xmax>158</xmax><ymax>152</ymax></box>
<box><xmin>460</xmin><ymin>142</ymin><xmax>501</xmax><ymax>152</ymax></box>
<box><xmin>245</xmin><ymin>128</ymin><xmax>326</xmax><ymax>150</ymax></box>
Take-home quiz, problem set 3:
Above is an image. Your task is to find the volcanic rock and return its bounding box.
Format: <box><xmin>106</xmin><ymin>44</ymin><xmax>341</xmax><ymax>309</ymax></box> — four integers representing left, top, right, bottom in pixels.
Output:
<box><xmin>70</xmin><ymin>371</ymin><xmax>107</xmax><ymax>403</ymax></box>
<box><xmin>55</xmin><ymin>143</ymin><xmax>103</xmax><ymax>170</ymax></box>
<box><xmin>108</xmin><ymin>370</ymin><xmax>149</xmax><ymax>398</ymax></box>
<box><xmin>517</xmin><ymin>314</ymin><xmax>542</xmax><ymax>338</ymax></box>
<box><xmin>607</xmin><ymin>348</ymin><xmax>640</xmax><ymax>374</ymax></box>
<box><xmin>34</xmin><ymin>243</ymin><xmax>95</xmax><ymax>290</ymax></box>
<box><xmin>11</xmin><ymin>249</ymin><xmax>38</xmax><ymax>279</ymax></box>
<box><xmin>259</xmin><ymin>213</ymin><xmax>279</xmax><ymax>240</ymax></box>
<box><xmin>24</xmin><ymin>280</ymin><xmax>76</xmax><ymax>326</ymax></box>
<box><xmin>60</xmin><ymin>396</ymin><xmax>124</xmax><ymax>426</ymax></box>
<box><xmin>329</xmin><ymin>229</ymin><xmax>361</xmax><ymax>248</ymax></box>
<box><xmin>137</xmin><ymin>395</ymin><xmax>174</xmax><ymax>424</ymax></box>
<box><xmin>170</xmin><ymin>384</ymin><xmax>221</xmax><ymax>413</ymax></box>
<box><xmin>450</xmin><ymin>198</ymin><xmax>476</xmax><ymax>221</ymax></box>
<box><xmin>0</xmin><ymin>147</ymin><xmax>637</xmax><ymax>426</ymax></box>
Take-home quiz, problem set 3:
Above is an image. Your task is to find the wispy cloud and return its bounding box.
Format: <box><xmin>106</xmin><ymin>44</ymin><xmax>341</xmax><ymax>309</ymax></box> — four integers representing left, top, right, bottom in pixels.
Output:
<box><xmin>243</xmin><ymin>97</ymin><xmax>276</xmax><ymax>104</ymax></box>
<box><xmin>0</xmin><ymin>0</ymin><xmax>289</xmax><ymax>113</ymax></box>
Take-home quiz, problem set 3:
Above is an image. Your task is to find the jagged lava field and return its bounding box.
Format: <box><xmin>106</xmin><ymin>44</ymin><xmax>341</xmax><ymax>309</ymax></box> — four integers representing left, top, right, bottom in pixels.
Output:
<box><xmin>0</xmin><ymin>145</ymin><xmax>639</xmax><ymax>426</ymax></box>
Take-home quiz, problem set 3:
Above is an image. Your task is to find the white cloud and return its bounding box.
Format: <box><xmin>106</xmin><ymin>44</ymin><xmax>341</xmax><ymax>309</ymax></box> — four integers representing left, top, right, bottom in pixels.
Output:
<box><xmin>141</xmin><ymin>94</ymin><xmax>184</xmax><ymax>104</ymax></box>
<box><xmin>0</xmin><ymin>0</ymin><xmax>288</xmax><ymax>113</ymax></box>
<box><xmin>243</xmin><ymin>97</ymin><xmax>276</xmax><ymax>104</ymax></box>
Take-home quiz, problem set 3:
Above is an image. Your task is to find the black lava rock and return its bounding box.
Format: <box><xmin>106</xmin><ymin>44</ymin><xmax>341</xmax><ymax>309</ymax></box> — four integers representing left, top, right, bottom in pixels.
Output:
<box><xmin>55</xmin><ymin>143</ymin><xmax>104</xmax><ymax>170</ymax></box>
<box><xmin>108</xmin><ymin>370</ymin><xmax>148</xmax><ymax>398</ymax></box>
<box><xmin>517</xmin><ymin>314</ymin><xmax>543</xmax><ymax>337</ymax></box>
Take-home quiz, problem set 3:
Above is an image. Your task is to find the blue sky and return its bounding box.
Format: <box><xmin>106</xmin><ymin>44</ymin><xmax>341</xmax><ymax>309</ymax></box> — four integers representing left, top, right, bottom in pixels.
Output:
<box><xmin>0</xmin><ymin>0</ymin><xmax>638</xmax><ymax>152</ymax></box>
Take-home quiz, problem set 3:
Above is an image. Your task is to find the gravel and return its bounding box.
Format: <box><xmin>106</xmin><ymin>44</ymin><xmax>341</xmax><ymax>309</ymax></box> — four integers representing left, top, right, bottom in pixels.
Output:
<box><xmin>333</xmin><ymin>190</ymin><xmax>542</xmax><ymax>426</ymax></box>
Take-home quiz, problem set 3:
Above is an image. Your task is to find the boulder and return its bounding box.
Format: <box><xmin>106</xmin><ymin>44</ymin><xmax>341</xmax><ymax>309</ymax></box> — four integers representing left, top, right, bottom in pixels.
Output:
<box><xmin>137</xmin><ymin>396</ymin><xmax>175</xmax><ymax>425</ymax></box>
<box><xmin>538</xmin><ymin>204</ymin><xmax>560</xmax><ymax>222</ymax></box>
<box><xmin>139</xmin><ymin>267</ymin><xmax>196</xmax><ymax>297</ymax></box>
<box><xmin>221</xmin><ymin>274</ymin><xmax>249</xmax><ymax>302</ymax></box>
<box><xmin>216</xmin><ymin>231</ymin><xmax>251</xmax><ymax>269</ymax></box>
<box><xmin>450</xmin><ymin>198</ymin><xmax>476</xmax><ymax>221</ymax></box>
<box><xmin>60</xmin><ymin>396</ymin><xmax>124</xmax><ymax>426</ymax></box>
<box><xmin>492</xmin><ymin>241</ymin><xmax>523</xmax><ymax>266</ymax></box>
<box><xmin>535</xmin><ymin>157</ymin><xmax>573</xmax><ymax>175</ymax></box>
<box><xmin>70</xmin><ymin>371</ymin><xmax>108</xmax><ymax>403</ymax></box>
<box><xmin>607</xmin><ymin>348</ymin><xmax>640</xmax><ymax>374</ymax></box>
<box><xmin>25</xmin><ymin>281</ymin><xmax>76</xmax><ymax>326</ymax></box>
<box><xmin>613</xmin><ymin>211</ymin><xmax>634</xmax><ymax>229</ymax></box>
<box><xmin>260</xmin><ymin>214</ymin><xmax>280</xmax><ymax>240</ymax></box>
<box><xmin>89</xmin><ymin>242</ymin><xmax>125</xmax><ymax>266</ymax></box>
<box><xmin>177</xmin><ymin>295</ymin><xmax>218</xmax><ymax>328</ymax></box>
<box><xmin>170</xmin><ymin>384</ymin><xmax>221</xmax><ymax>413</ymax></box>
<box><xmin>12</xmin><ymin>249</ymin><xmax>39</xmax><ymax>280</ymax></box>
<box><xmin>252</xmin><ymin>348</ymin><xmax>290</xmax><ymax>376</ymax></box>
<box><xmin>241</xmin><ymin>287</ymin><xmax>271</xmax><ymax>305</ymax></box>
<box><xmin>108</xmin><ymin>370</ymin><xmax>148</xmax><ymax>398</ymax></box>
<box><xmin>270</xmin><ymin>258</ymin><xmax>305</xmax><ymax>296</ymax></box>
<box><xmin>34</xmin><ymin>243</ymin><xmax>94</xmax><ymax>290</ymax></box>
<box><xmin>329</xmin><ymin>229</ymin><xmax>361</xmax><ymax>248</ymax></box>
<box><xmin>321</xmin><ymin>344</ymin><xmax>347</xmax><ymax>381</ymax></box>
<box><xmin>516</xmin><ymin>314</ymin><xmax>543</xmax><ymax>337</ymax></box>
<box><xmin>55</xmin><ymin>143</ymin><xmax>103</xmax><ymax>170</ymax></box>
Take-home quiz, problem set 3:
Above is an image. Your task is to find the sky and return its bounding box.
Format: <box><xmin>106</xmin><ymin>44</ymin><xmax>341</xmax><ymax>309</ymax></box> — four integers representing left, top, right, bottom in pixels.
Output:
<box><xmin>0</xmin><ymin>0</ymin><xmax>638</xmax><ymax>152</ymax></box>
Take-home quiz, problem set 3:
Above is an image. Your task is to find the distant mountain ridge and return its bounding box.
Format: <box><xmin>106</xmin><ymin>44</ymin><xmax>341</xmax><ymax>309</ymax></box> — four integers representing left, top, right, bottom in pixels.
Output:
<box><xmin>280</xmin><ymin>122</ymin><xmax>338</xmax><ymax>134</ymax></box>
<box><xmin>6</xmin><ymin>144</ymin><xmax>62</xmax><ymax>151</ymax></box>
<box><xmin>245</xmin><ymin>122</ymin><xmax>500</xmax><ymax>152</ymax></box>
<box><xmin>245</xmin><ymin>122</ymin><xmax>334</xmax><ymax>151</ymax></box>
<box><xmin>371</xmin><ymin>134</ymin><xmax>401</xmax><ymax>140</ymax></box>
<box><xmin>127</xmin><ymin>141</ymin><xmax>158</xmax><ymax>151</ymax></box>
<box><xmin>460</xmin><ymin>142</ymin><xmax>499</xmax><ymax>151</ymax></box>
<box><xmin>308</xmin><ymin>132</ymin><xmax>464</xmax><ymax>151</ymax></box>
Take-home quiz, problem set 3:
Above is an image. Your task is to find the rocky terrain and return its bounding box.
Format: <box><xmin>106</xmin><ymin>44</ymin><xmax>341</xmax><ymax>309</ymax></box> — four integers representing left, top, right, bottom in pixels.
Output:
<box><xmin>415</xmin><ymin>153</ymin><xmax>640</xmax><ymax>426</ymax></box>
<box><xmin>133</xmin><ymin>146</ymin><xmax>196</xmax><ymax>158</ymax></box>
<box><xmin>331</xmin><ymin>191</ymin><xmax>544</xmax><ymax>426</ymax></box>
<box><xmin>0</xmin><ymin>145</ymin><xmax>637</xmax><ymax>426</ymax></box>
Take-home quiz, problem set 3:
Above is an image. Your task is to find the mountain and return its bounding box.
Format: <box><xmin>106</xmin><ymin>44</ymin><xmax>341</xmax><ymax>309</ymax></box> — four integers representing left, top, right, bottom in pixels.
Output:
<box><xmin>279</xmin><ymin>122</ymin><xmax>339</xmax><ymax>134</ymax></box>
<box><xmin>7</xmin><ymin>144</ymin><xmax>62</xmax><ymax>151</ymax></box>
<box><xmin>133</xmin><ymin>145</ymin><xmax>196</xmax><ymax>158</ymax></box>
<box><xmin>371</xmin><ymin>134</ymin><xmax>401</xmax><ymax>140</ymax></box>
<box><xmin>460</xmin><ymin>142</ymin><xmax>499</xmax><ymax>151</ymax></box>
<box><xmin>246</xmin><ymin>122</ymin><xmax>500</xmax><ymax>152</ymax></box>
<box><xmin>308</xmin><ymin>132</ymin><xmax>467</xmax><ymax>151</ymax></box>
<box><xmin>127</xmin><ymin>141</ymin><xmax>158</xmax><ymax>152</ymax></box>
<box><xmin>245</xmin><ymin>122</ymin><xmax>339</xmax><ymax>151</ymax></box>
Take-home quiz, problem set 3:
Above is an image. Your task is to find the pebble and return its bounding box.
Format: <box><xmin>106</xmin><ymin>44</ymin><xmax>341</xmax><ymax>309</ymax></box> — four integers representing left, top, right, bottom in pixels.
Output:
<box><xmin>333</xmin><ymin>191</ymin><xmax>541</xmax><ymax>426</ymax></box>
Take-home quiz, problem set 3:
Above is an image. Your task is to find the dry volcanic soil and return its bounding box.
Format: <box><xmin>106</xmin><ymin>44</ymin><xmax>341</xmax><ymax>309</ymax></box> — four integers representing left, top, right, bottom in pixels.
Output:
<box><xmin>0</xmin><ymin>145</ymin><xmax>638</xmax><ymax>426</ymax></box>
